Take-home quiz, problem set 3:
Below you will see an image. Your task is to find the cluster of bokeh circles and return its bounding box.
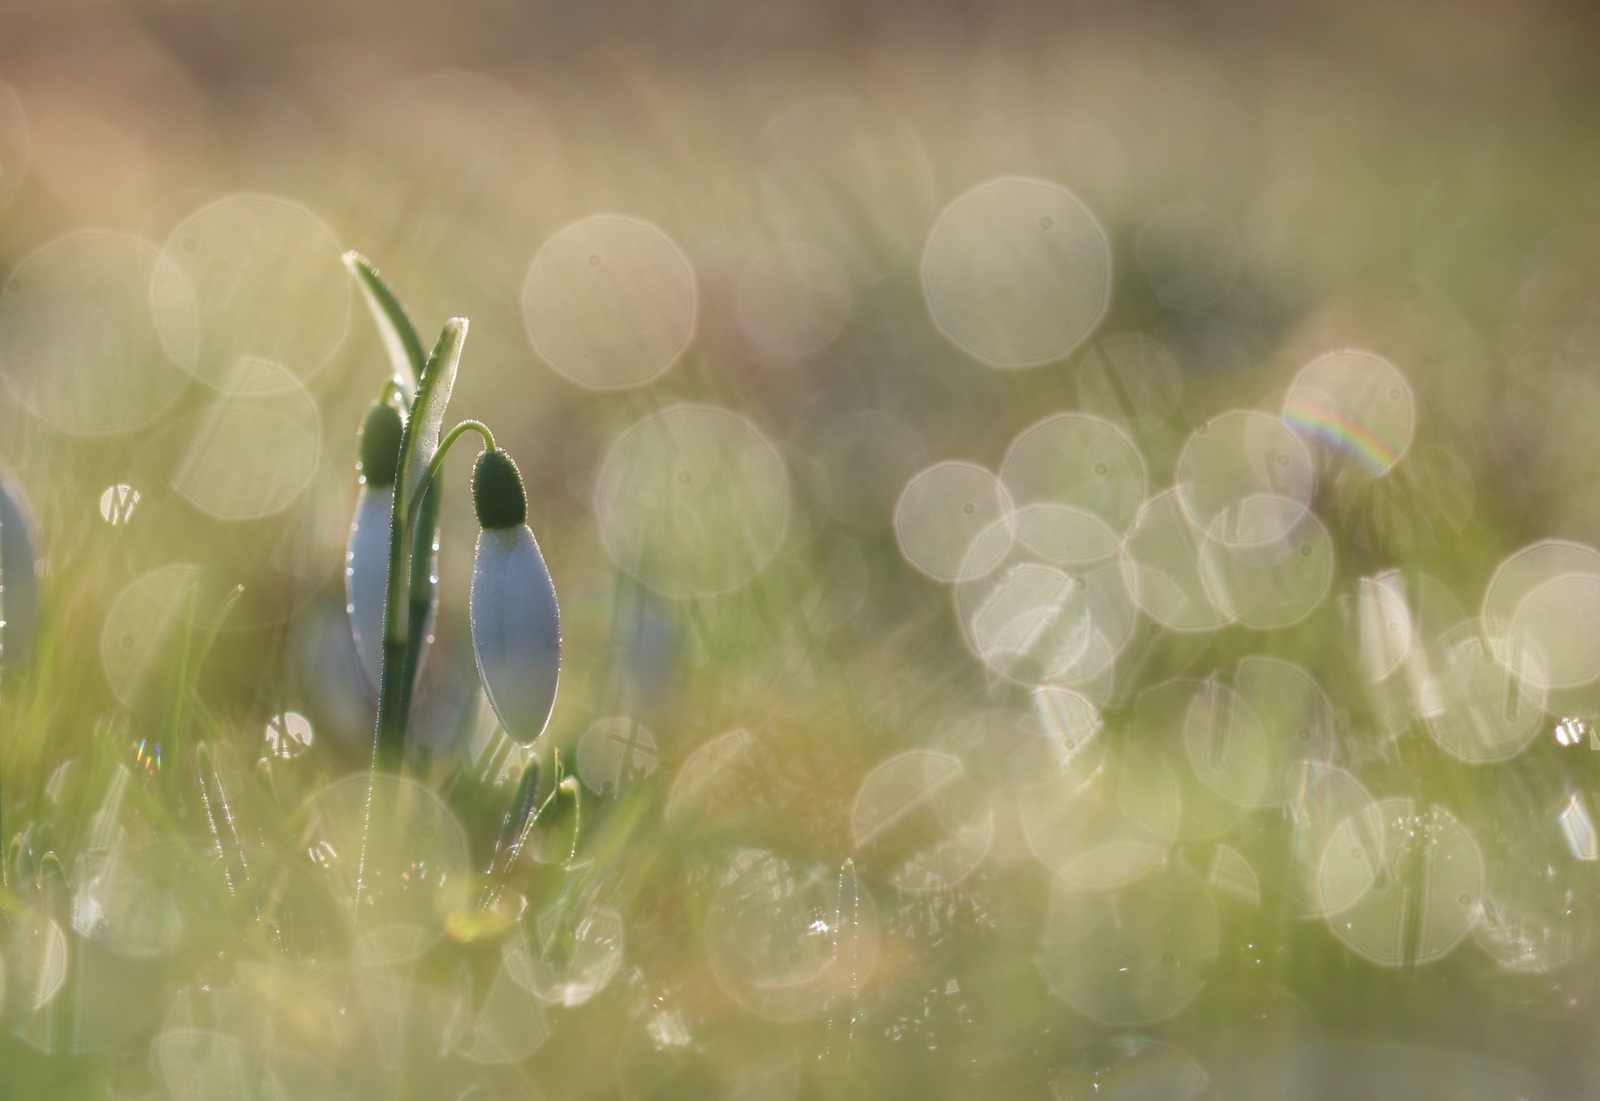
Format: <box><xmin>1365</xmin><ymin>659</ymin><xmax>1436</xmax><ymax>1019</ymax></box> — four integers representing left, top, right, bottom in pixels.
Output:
<box><xmin>511</xmin><ymin>166</ymin><xmax>1600</xmax><ymax>1042</ymax></box>
<box><xmin>0</xmin><ymin>195</ymin><xmax>337</xmax><ymax>518</ymax></box>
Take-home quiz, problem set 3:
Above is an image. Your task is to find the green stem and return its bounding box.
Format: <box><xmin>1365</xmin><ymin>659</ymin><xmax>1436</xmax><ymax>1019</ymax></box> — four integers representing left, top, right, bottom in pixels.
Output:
<box><xmin>407</xmin><ymin>420</ymin><xmax>495</xmax><ymax>520</ymax></box>
<box><xmin>375</xmin><ymin>518</ymin><xmax>414</xmax><ymax>770</ymax></box>
<box><xmin>373</xmin><ymin>417</ymin><xmax>492</xmax><ymax>770</ymax></box>
<box><xmin>399</xmin><ymin>477</ymin><xmax>443</xmax><ymax>768</ymax></box>
<box><xmin>404</xmin><ymin>478</ymin><xmax>442</xmax><ymax>695</ymax></box>
<box><xmin>374</xmin><ymin>487</ymin><xmax>415</xmax><ymax>769</ymax></box>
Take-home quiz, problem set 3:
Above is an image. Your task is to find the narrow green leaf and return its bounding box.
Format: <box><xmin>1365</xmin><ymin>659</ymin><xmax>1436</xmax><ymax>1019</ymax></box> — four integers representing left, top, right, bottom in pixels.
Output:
<box><xmin>496</xmin><ymin>756</ymin><xmax>541</xmax><ymax>861</ymax></box>
<box><xmin>343</xmin><ymin>251</ymin><xmax>427</xmax><ymax>400</ymax></box>
<box><xmin>401</xmin><ymin>474</ymin><xmax>442</xmax><ymax>698</ymax></box>
<box><xmin>396</xmin><ymin>319</ymin><xmax>468</xmax><ymax>508</ymax></box>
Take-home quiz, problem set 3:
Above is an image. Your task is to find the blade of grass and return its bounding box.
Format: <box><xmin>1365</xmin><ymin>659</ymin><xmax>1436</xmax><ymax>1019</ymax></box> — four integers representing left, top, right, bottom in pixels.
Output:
<box><xmin>401</xmin><ymin>475</ymin><xmax>442</xmax><ymax>718</ymax></box>
<box><xmin>343</xmin><ymin>251</ymin><xmax>427</xmax><ymax>402</ymax></box>
<box><xmin>160</xmin><ymin>584</ymin><xmax>244</xmax><ymax>804</ymax></box>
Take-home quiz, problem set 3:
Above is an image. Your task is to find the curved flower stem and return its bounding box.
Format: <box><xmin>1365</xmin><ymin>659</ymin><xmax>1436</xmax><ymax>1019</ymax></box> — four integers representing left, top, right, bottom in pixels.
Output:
<box><xmin>374</xmin><ymin>514</ymin><xmax>413</xmax><ymax>769</ymax></box>
<box><xmin>377</xmin><ymin>377</ymin><xmax>404</xmax><ymax>412</ymax></box>
<box><xmin>406</xmin><ymin>420</ymin><xmax>496</xmax><ymax>520</ymax></box>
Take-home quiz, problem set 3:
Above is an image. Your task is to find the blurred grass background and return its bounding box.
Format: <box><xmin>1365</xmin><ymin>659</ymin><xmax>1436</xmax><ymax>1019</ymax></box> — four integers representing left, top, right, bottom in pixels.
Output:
<box><xmin>4</xmin><ymin>0</ymin><xmax>1600</xmax><ymax>1097</ymax></box>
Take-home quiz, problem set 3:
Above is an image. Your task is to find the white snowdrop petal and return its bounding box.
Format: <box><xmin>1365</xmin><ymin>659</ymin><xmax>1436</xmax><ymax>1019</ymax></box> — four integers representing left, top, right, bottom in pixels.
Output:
<box><xmin>345</xmin><ymin>484</ymin><xmax>393</xmax><ymax>692</ymax></box>
<box><xmin>471</xmin><ymin>526</ymin><xmax>561</xmax><ymax>745</ymax></box>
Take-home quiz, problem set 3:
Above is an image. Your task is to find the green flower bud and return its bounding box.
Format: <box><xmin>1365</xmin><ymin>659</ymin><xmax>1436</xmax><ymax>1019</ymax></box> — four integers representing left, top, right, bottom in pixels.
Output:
<box><xmin>473</xmin><ymin>448</ymin><xmax>527</xmax><ymax>530</ymax></box>
<box><xmin>358</xmin><ymin>402</ymin><xmax>403</xmax><ymax>486</ymax></box>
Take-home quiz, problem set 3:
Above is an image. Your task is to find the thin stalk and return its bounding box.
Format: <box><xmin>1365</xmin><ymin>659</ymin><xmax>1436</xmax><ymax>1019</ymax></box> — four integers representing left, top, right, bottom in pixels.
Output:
<box><xmin>378</xmin><ymin>378</ymin><xmax>403</xmax><ymax>412</ymax></box>
<box><xmin>406</xmin><ymin>420</ymin><xmax>495</xmax><ymax>520</ymax></box>
<box><xmin>402</xmin><ymin>477</ymin><xmax>443</xmax><ymax>700</ymax></box>
<box><xmin>373</xmin><ymin>404</ymin><xmax>483</xmax><ymax>769</ymax></box>
<box><xmin>373</xmin><ymin>489</ymin><xmax>415</xmax><ymax>769</ymax></box>
<box><xmin>377</xmin><ymin>476</ymin><xmax>443</xmax><ymax>774</ymax></box>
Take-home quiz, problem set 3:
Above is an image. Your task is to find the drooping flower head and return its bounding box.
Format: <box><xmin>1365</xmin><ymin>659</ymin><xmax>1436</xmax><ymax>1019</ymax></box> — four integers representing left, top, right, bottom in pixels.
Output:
<box><xmin>470</xmin><ymin>448</ymin><xmax>560</xmax><ymax>746</ymax></box>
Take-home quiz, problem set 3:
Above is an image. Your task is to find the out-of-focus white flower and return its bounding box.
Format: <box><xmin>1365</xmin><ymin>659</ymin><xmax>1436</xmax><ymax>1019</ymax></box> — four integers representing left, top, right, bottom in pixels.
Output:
<box><xmin>0</xmin><ymin>467</ymin><xmax>38</xmax><ymax>671</ymax></box>
<box><xmin>470</xmin><ymin>449</ymin><xmax>560</xmax><ymax>746</ymax></box>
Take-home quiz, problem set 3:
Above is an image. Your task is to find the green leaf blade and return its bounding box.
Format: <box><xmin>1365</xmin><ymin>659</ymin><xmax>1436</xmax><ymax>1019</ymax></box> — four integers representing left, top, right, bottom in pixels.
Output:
<box><xmin>397</xmin><ymin>318</ymin><xmax>468</xmax><ymax>508</ymax></box>
<box><xmin>343</xmin><ymin>251</ymin><xmax>427</xmax><ymax>399</ymax></box>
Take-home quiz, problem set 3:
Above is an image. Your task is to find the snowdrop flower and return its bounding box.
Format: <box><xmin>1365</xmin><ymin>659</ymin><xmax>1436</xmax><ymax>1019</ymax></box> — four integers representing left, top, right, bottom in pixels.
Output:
<box><xmin>0</xmin><ymin>468</ymin><xmax>37</xmax><ymax>671</ymax></box>
<box><xmin>346</xmin><ymin>402</ymin><xmax>402</xmax><ymax>691</ymax></box>
<box><xmin>470</xmin><ymin>449</ymin><xmax>560</xmax><ymax>746</ymax></box>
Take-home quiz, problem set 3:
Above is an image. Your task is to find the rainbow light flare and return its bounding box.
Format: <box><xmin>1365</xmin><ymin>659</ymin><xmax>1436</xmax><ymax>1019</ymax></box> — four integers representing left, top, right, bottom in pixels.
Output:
<box><xmin>1283</xmin><ymin>394</ymin><xmax>1406</xmax><ymax>477</ymax></box>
